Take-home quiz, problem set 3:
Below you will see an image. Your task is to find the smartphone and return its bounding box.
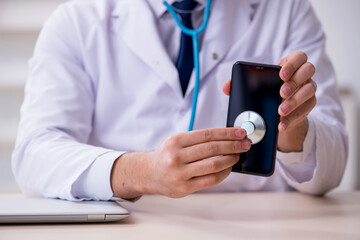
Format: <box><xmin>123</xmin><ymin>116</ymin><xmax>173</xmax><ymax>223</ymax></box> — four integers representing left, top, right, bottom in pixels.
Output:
<box><xmin>226</xmin><ymin>61</ymin><xmax>282</xmax><ymax>177</ymax></box>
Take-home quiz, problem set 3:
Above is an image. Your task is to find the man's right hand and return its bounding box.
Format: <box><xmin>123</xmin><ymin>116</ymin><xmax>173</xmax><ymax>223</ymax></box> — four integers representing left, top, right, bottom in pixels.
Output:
<box><xmin>111</xmin><ymin>128</ymin><xmax>251</xmax><ymax>199</ymax></box>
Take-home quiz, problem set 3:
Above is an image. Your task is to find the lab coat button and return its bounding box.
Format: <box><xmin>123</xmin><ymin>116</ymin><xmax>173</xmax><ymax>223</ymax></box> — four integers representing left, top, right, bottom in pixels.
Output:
<box><xmin>212</xmin><ymin>53</ymin><xmax>218</xmax><ymax>60</ymax></box>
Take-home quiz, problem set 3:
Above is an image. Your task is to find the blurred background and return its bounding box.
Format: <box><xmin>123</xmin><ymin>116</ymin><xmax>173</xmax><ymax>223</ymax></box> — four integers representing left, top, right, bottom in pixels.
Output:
<box><xmin>0</xmin><ymin>0</ymin><xmax>359</xmax><ymax>194</ymax></box>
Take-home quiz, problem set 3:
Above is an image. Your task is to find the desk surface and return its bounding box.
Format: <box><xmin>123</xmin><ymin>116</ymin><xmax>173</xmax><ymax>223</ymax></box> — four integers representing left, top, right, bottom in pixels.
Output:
<box><xmin>0</xmin><ymin>192</ymin><xmax>359</xmax><ymax>240</ymax></box>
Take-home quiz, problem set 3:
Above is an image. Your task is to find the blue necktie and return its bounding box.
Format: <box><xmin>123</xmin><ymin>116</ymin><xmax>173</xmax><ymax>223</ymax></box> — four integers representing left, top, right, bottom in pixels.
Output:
<box><xmin>173</xmin><ymin>0</ymin><xmax>198</xmax><ymax>96</ymax></box>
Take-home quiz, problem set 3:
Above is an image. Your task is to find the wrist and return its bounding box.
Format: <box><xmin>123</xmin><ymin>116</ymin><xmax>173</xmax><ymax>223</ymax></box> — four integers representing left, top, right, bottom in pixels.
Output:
<box><xmin>110</xmin><ymin>152</ymin><xmax>153</xmax><ymax>199</ymax></box>
<box><xmin>133</xmin><ymin>151</ymin><xmax>156</xmax><ymax>195</ymax></box>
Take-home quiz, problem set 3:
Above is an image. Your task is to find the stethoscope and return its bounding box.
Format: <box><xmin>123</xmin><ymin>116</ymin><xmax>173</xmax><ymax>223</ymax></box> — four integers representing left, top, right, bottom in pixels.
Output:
<box><xmin>163</xmin><ymin>0</ymin><xmax>213</xmax><ymax>131</ymax></box>
<box><xmin>164</xmin><ymin>0</ymin><xmax>266</xmax><ymax>144</ymax></box>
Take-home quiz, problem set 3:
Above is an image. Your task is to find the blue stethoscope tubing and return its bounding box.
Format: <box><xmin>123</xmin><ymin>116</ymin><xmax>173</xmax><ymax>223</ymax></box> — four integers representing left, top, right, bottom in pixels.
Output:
<box><xmin>163</xmin><ymin>0</ymin><xmax>213</xmax><ymax>131</ymax></box>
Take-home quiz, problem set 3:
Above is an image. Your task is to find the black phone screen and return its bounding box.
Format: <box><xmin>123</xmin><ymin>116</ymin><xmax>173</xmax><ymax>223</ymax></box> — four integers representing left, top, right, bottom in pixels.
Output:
<box><xmin>226</xmin><ymin>62</ymin><xmax>282</xmax><ymax>176</ymax></box>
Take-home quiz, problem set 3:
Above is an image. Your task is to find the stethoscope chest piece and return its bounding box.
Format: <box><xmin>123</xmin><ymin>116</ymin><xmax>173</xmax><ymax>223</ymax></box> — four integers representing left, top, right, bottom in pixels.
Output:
<box><xmin>234</xmin><ymin>111</ymin><xmax>266</xmax><ymax>144</ymax></box>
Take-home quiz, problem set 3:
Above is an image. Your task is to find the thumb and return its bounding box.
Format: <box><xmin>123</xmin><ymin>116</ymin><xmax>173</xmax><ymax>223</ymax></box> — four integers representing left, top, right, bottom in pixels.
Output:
<box><xmin>222</xmin><ymin>80</ymin><xmax>231</xmax><ymax>96</ymax></box>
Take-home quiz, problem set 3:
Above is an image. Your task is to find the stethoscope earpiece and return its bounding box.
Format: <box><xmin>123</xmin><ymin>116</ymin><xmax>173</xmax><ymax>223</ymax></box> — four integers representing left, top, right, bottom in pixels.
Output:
<box><xmin>234</xmin><ymin>111</ymin><xmax>266</xmax><ymax>144</ymax></box>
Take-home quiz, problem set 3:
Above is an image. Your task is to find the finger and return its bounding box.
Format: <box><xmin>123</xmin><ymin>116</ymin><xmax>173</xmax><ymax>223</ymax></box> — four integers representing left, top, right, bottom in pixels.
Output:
<box><xmin>184</xmin><ymin>154</ymin><xmax>239</xmax><ymax>179</ymax></box>
<box><xmin>223</xmin><ymin>80</ymin><xmax>231</xmax><ymax>96</ymax></box>
<box><xmin>170</xmin><ymin>128</ymin><xmax>247</xmax><ymax>148</ymax></box>
<box><xmin>180</xmin><ymin>139</ymin><xmax>251</xmax><ymax>163</ymax></box>
<box><xmin>280</xmin><ymin>62</ymin><xmax>316</xmax><ymax>99</ymax></box>
<box><xmin>279</xmin><ymin>79</ymin><xmax>317</xmax><ymax>117</ymax></box>
<box><xmin>188</xmin><ymin>167</ymin><xmax>232</xmax><ymax>192</ymax></box>
<box><xmin>277</xmin><ymin>57</ymin><xmax>286</xmax><ymax>66</ymax></box>
<box><xmin>279</xmin><ymin>51</ymin><xmax>308</xmax><ymax>81</ymax></box>
<box><xmin>278</xmin><ymin>96</ymin><xmax>316</xmax><ymax>132</ymax></box>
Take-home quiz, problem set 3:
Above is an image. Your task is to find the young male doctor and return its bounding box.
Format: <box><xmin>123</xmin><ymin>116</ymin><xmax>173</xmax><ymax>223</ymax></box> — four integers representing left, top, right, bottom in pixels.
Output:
<box><xmin>12</xmin><ymin>0</ymin><xmax>348</xmax><ymax>201</ymax></box>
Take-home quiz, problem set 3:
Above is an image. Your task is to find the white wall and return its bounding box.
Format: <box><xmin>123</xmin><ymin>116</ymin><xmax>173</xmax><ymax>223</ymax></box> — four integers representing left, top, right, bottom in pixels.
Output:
<box><xmin>310</xmin><ymin>0</ymin><xmax>360</xmax><ymax>190</ymax></box>
<box><xmin>310</xmin><ymin>0</ymin><xmax>360</xmax><ymax>88</ymax></box>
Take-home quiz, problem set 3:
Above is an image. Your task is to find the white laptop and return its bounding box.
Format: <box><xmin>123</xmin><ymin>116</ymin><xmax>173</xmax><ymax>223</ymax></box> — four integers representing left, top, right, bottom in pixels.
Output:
<box><xmin>0</xmin><ymin>197</ymin><xmax>129</xmax><ymax>223</ymax></box>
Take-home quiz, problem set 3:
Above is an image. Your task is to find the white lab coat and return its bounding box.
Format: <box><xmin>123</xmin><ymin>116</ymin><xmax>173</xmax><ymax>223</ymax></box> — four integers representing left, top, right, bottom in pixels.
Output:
<box><xmin>12</xmin><ymin>0</ymin><xmax>348</xmax><ymax>201</ymax></box>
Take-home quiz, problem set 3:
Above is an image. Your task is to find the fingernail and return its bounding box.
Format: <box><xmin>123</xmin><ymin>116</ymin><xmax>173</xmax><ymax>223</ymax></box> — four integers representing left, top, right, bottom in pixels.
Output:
<box><xmin>282</xmin><ymin>70</ymin><xmax>290</xmax><ymax>79</ymax></box>
<box><xmin>280</xmin><ymin>104</ymin><xmax>289</xmax><ymax>114</ymax></box>
<box><xmin>282</xmin><ymin>86</ymin><xmax>291</xmax><ymax>96</ymax></box>
<box><xmin>242</xmin><ymin>140</ymin><xmax>251</xmax><ymax>149</ymax></box>
<box><xmin>235</xmin><ymin>128</ymin><xmax>245</xmax><ymax>138</ymax></box>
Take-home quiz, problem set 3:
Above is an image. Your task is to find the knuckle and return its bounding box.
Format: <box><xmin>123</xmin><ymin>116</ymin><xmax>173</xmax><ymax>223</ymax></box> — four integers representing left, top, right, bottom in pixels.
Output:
<box><xmin>287</xmin><ymin>98</ymin><xmax>296</xmax><ymax>110</ymax></box>
<box><xmin>297</xmin><ymin>51</ymin><xmax>308</xmax><ymax>61</ymax></box>
<box><xmin>312</xmin><ymin>96</ymin><xmax>317</xmax><ymax>108</ymax></box>
<box><xmin>290</xmin><ymin>80</ymin><xmax>298</xmax><ymax>91</ymax></box>
<box><xmin>203</xmin><ymin>129</ymin><xmax>212</xmax><ymax>142</ymax></box>
<box><xmin>281</xmin><ymin>116</ymin><xmax>289</xmax><ymax>125</ymax></box>
<box><xmin>207</xmin><ymin>160</ymin><xmax>219</xmax><ymax>172</ymax></box>
<box><xmin>303</xmin><ymin>81</ymin><xmax>316</xmax><ymax>98</ymax></box>
<box><xmin>280</xmin><ymin>115</ymin><xmax>287</xmax><ymax>123</ymax></box>
<box><xmin>232</xmin><ymin>141</ymin><xmax>242</xmax><ymax>152</ymax></box>
<box><xmin>221</xmin><ymin>128</ymin><xmax>236</xmax><ymax>139</ymax></box>
<box><xmin>232</xmin><ymin>154</ymin><xmax>240</xmax><ymax>163</ymax></box>
<box><xmin>294</xmin><ymin>109</ymin><xmax>302</xmax><ymax>119</ymax></box>
<box><xmin>165</xmin><ymin>135</ymin><xmax>180</xmax><ymax>148</ymax></box>
<box><xmin>203</xmin><ymin>175</ymin><xmax>218</xmax><ymax>188</ymax></box>
<box><xmin>226</xmin><ymin>129</ymin><xmax>232</xmax><ymax>138</ymax></box>
<box><xmin>221</xmin><ymin>128</ymin><xmax>230</xmax><ymax>138</ymax></box>
<box><xmin>288</xmin><ymin>62</ymin><xmax>296</xmax><ymax>74</ymax></box>
<box><xmin>310</xmin><ymin>80</ymin><xmax>317</xmax><ymax>93</ymax></box>
<box><xmin>223</xmin><ymin>168</ymin><xmax>232</xmax><ymax>177</ymax></box>
<box><xmin>302</xmin><ymin>110</ymin><xmax>308</xmax><ymax>119</ymax></box>
<box><xmin>167</xmin><ymin>150</ymin><xmax>181</xmax><ymax>167</ymax></box>
<box><xmin>309</xmin><ymin>82</ymin><xmax>316</xmax><ymax>95</ymax></box>
<box><xmin>306</xmin><ymin>62</ymin><xmax>316</xmax><ymax>76</ymax></box>
<box><xmin>206</xmin><ymin>143</ymin><xmax>219</xmax><ymax>155</ymax></box>
<box><xmin>224</xmin><ymin>155</ymin><xmax>237</xmax><ymax>166</ymax></box>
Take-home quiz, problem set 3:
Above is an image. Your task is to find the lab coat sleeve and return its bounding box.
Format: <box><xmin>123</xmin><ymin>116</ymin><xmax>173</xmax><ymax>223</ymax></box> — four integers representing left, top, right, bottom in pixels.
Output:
<box><xmin>11</xmin><ymin>4</ymin><xmax>123</xmax><ymax>201</ymax></box>
<box><xmin>275</xmin><ymin>0</ymin><xmax>348</xmax><ymax>195</ymax></box>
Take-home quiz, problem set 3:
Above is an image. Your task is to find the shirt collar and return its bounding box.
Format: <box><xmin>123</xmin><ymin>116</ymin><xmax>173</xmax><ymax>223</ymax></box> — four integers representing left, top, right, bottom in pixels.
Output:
<box><xmin>146</xmin><ymin>0</ymin><xmax>208</xmax><ymax>19</ymax></box>
<box><xmin>112</xmin><ymin>0</ymin><xmax>261</xmax><ymax>20</ymax></box>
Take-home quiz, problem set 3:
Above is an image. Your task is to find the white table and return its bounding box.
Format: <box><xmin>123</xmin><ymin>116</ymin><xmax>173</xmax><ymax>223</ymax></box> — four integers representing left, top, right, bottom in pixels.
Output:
<box><xmin>0</xmin><ymin>192</ymin><xmax>359</xmax><ymax>240</ymax></box>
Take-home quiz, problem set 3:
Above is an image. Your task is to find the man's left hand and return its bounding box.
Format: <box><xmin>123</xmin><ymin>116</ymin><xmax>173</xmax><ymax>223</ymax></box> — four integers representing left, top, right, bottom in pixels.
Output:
<box><xmin>222</xmin><ymin>51</ymin><xmax>317</xmax><ymax>152</ymax></box>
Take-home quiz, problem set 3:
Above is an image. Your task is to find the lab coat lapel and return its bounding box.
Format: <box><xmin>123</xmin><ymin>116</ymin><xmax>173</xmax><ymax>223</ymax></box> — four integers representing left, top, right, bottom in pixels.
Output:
<box><xmin>111</xmin><ymin>0</ymin><xmax>182</xmax><ymax>96</ymax></box>
<box><xmin>185</xmin><ymin>0</ymin><xmax>258</xmax><ymax>97</ymax></box>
